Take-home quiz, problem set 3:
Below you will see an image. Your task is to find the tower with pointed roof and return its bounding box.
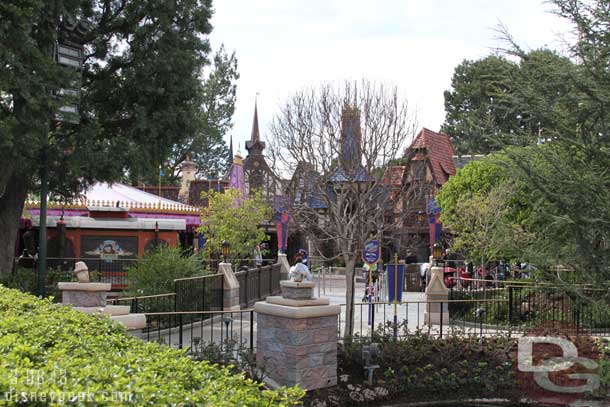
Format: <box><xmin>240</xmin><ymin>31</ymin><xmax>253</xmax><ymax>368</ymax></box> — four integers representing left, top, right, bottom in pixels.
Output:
<box><xmin>245</xmin><ymin>101</ymin><xmax>266</xmax><ymax>156</ymax></box>
<box><xmin>243</xmin><ymin>100</ymin><xmax>279</xmax><ymax>200</ymax></box>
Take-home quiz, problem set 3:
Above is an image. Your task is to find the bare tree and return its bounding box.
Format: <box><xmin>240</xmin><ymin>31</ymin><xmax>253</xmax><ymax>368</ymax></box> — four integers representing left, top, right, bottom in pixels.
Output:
<box><xmin>268</xmin><ymin>80</ymin><xmax>417</xmax><ymax>338</ymax></box>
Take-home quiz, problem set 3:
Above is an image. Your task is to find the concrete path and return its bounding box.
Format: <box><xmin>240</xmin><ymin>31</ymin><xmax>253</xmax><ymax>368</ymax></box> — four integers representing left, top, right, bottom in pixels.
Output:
<box><xmin>133</xmin><ymin>275</ymin><xmax>495</xmax><ymax>350</ymax></box>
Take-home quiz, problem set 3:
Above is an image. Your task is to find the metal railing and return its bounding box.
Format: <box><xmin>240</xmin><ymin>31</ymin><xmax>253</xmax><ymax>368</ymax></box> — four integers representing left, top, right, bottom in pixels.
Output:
<box><xmin>135</xmin><ymin>309</ymin><xmax>256</xmax><ymax>352</ymax></box>
<box><xmin>128</xmin><ymin>295</ymin><xmax>609</xmax><ymax>355</ymax></box>
<box><xmin>339</xmin><ymin>295</ymin><xmax>610</xmax><ymax>341</ymax></box>
<box><xmin>15</xmin><ymin>257</ymin><xmax>137</xmax><ymax>293</ymax></box>
<box><xmin>234</xmin><ymin>264</ymin><xmax>281</xmax><ymax>308</ymax></box>
<box><xmin>174</xmin><ymin>273</ymin><xmax>224</xmax><ymax>313</ymax></box>
<box><xmin>108</xmin><ymin>293</ymin><xmax>177</xmax><ymax>313</ymax></box>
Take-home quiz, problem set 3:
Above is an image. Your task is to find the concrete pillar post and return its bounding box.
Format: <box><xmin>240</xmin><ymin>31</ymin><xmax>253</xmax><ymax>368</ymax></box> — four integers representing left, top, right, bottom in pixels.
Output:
<box><xmin>424</xmin><ymin>257</ymin><xmax>449</xmax><ymax>325</ymax></box>
<box><xmin>219</xmin><ymin>262</ymin><xmax>240</xmax><ymax>311</ymax></box>
<box><xmin>277</xmin><ymin>253</ymin><xmax>290</xmax><ymax>281</ymax></box>
<box><xmin>255</xmin><ymin>281</ymin><xmax>339</xmax><ymax>390</ymax></box>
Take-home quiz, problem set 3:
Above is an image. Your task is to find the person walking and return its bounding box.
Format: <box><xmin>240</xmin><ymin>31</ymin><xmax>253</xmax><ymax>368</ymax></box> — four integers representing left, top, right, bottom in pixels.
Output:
<box><xmin>253</xmin><ymin>244</ymin><xmax>263</xmax><ymax>267</ymax></box>
<box><xmin>419</xmin><ymin>262</ymin><xmax>429</xmax><ymax>292</ymax></box>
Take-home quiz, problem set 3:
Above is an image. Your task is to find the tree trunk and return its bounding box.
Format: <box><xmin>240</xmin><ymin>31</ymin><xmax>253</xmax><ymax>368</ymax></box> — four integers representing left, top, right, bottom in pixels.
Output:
<box><xmin>343</xmin><ymin>255</ymin><xmax>357</xmax><ymax>339</ymax></box>
<box><xmin>0</xmin><ymin>172</ymin><xmax>28</xmax><ymax>280</ymax></box>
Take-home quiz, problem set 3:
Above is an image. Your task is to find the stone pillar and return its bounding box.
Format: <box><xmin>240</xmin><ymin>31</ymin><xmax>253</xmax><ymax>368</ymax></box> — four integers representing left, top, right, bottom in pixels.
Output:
<box><xmin>57</xmin><ymin>282</ymin><xmax>146</xmax><ymax>330</ymax></box>
<box><xmin>424</xmin><ymin>258</ymin><xmax>449</xmax><ymax>325</ymax></box>
<box><xmin>255</xmin><ymin>281</ymin><xmax>340</xmax><ymax>390</ymax></box>
<box><xmin>277</xmin><ymin>253</ymin><xmax>290</xmax><ymax>281</ymax></box>
<box><xmin>219</xmin><ymin>262</ymin><xmax>240</xmax><ymax>311</ymax></box>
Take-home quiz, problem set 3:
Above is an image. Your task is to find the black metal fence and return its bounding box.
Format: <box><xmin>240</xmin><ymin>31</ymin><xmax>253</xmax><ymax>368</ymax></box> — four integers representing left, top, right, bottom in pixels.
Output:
<box><xmin>234</xmin><ymin>264</ymin><xmax>282</xmax><ymax>308</ymax></box>
<box><xmin>448</xmin><ymin>281</ymin><xmax>610</xmax><ymax>333</ymax></box>
<box><xmin>108</xmin><ymin>293</ymin><xmax>177</xmax><ymax>314</ymax></box>
<box><xmin>136</xmin><ymin>309</ymin><xmax>256</xmax><ymax>352</ymax></box>
<box><xmin>174</xmin><ymin>273</ymin><xmax>224</xmax><ymax>313</ymax></box>
<box><xmin>342</xmin><ymin>298</ymin><xmax>610</xmax><ymax>341</ymax></box>
<box><xmin>47</xmin><ymin>257</ymin><xmax>136</xmax><ymax>290</ymax></box>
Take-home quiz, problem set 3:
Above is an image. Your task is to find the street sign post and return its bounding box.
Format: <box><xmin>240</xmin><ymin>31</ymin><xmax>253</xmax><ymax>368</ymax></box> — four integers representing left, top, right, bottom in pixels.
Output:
<box><xmin>362</xmin><ymin>239</ymin><xmax>380</xmax><ymax>327</ymax></box>
<box><xmin>387</xmin><ymin>254</ymin><xmax>405</xmax><ymax>338</ymax></box>
<box><xmin>37</xmin><ymin>21</ymin><xmax>87</xmax><ymax>298</ymax></box>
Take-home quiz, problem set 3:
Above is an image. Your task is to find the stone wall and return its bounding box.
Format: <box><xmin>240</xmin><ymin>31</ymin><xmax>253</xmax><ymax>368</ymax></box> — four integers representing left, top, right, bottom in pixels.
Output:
<box><xmin>257</xmin><ymin>313</ymin><xmax>337</xmax><ymax>390</ymax></box>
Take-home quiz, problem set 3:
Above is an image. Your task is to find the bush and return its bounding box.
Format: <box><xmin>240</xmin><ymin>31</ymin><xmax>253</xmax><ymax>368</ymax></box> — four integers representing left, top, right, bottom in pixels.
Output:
<box><xmin>128</xmin><ymin>247</ymin><xmax>210</xmax><ymax>296</ymax></box>
<box><xmin>1</xmin><ymin>266</ymin><xmax>73</xmax><ymax>298</ymax></box>
<box><xmin>0</xmin><ymin>285</ymin><xmax>304</xmax><ymax>406</ymax></box>
<box><xmin>344</xmin><ymin>328</ymin><xmax>517</xmax><ymax>396</ymax></box>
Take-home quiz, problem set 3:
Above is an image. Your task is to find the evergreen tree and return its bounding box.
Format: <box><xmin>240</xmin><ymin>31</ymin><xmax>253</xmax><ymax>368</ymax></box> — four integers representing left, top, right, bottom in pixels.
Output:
<box><xmin>0</xmin><ymin>0</ymin><xmax>224</xmax><ymax>277</ymax></box>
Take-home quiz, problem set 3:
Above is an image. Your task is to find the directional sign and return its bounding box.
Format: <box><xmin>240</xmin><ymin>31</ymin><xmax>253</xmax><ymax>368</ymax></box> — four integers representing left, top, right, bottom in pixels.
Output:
<box><xmin>57</xmin><ymin>44</ymin><xmax>82</xmax><ymax>69</ymax></box>
<box><xmin>362</xmin><ymin>239</ymin><xmax>380</xmax><ymax>265</ymax></box>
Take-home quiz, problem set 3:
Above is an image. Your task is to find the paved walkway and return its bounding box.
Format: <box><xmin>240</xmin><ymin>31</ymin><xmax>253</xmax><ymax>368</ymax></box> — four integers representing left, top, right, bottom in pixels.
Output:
<box><xmin>133</xmin><ymin>274</ymin><xmax>499</xmax><ymax>349</ymax></box>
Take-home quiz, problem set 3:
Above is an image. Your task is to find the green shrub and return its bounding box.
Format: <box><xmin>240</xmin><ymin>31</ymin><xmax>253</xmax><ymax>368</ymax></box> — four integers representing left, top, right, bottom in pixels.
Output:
<box><xmin>0</xmin><ymin>285</ymin><xmax>304</xmax><ymax>406</ymax></box>
<box><xmin>1</xmin><ymin>266</ymin><xmax>73</xmax><ymax>298</ymax></box>
<box><xmin>319</xmin><ymin>327</ymin><xmax>520</xmax><ymax>405</ymax></box>
<box><xmin>128</xmin><ymin>247</ymin><xmax>211</xmax><ymax>296</ymax></box>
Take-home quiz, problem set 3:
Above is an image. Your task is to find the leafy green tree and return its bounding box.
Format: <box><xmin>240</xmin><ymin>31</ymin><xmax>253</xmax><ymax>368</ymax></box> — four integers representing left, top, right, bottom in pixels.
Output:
<box><xmin>441</xmin><ymin>0</ymin><xmax>610</xmax><ymax>289</ymax></box>
<box><xmin>0</xmin><ymin>0</ymin><xmax>227</xmax><ymax>277</ymax></box>
<box><xmin>442</xmin><ymin>50</ymin><xmax>579</xmax><ymax>154</ymax></box>
<box><xmin>442</xmin><ymin>55</ymin><xmax>520</xmax><ymax>154</ymax></box>
<box><xmin>498</xmin><ymin>0</ymin><xmax>610</xmax><ymax>288</ymax></box>
<box><xmin>142</xmin><ymin>46</ymin><xmax>239</xmax><ymax>185</ymax></box>
<box><xmin>128</xmin><ymin>246</ymin><xmax>208</xmax><ymax>296</ymax></box>
<box><xmin>199</xmin><ymin>189</ymin><xmax>272</xmax><ymax>262</ymax></box>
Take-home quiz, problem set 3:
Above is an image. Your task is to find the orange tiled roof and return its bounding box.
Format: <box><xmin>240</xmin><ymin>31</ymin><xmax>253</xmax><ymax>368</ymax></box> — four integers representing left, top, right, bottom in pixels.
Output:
<box><xmin>408</xmin><ymin>128</ymin><xmax>456</xmax><ymax>185</ymax></box>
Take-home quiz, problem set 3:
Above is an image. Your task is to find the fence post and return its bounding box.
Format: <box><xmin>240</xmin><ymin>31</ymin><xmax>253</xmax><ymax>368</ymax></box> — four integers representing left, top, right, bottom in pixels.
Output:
<box><xmin>269</xmin><ymin>266</ymin><xmax>272</xmax><ymax>297</ymax></box>
<box><xmin>439</xmin><ymin>301</ymin><xmax>443</xmax><ymax>339</ymax></box>
<box><xmin>371</xmin><ymin>302</ymin><xmax>375</xmax><ymax>339</ymax></box>
<box><xmin>202</xmin><ymin>276</ymin><xmax>206</xmax><ymax>311</ymax></box>
<box><xmin>178</xmin><ymin>314</ymin><xmax>183</xmax><ymax>349</ymax></box>
<box><xmin>250</xmin><ymin>310</ymin><xmax>254</xmax><ymax>352</ymax></box>
<box><xmin>258</xmin><ymin>268</ymin><xmax>262</xmax><ymax>300</ymax></box>
<box><xmin>508</xmin><ymin>286</ymin><xmax>514</xmax><ymax>323</ymax></box>
<box><xmin>174</xmin><ymin>279</ymin><xmax>179</xmax><ymax>313</ymax></box>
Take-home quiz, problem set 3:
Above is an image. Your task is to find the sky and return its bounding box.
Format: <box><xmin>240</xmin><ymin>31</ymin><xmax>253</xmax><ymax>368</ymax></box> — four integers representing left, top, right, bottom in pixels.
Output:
<box><xmin>208</xmin><ymin>0</ymin><xmax>575</xmax><ymax>154</ymax></box>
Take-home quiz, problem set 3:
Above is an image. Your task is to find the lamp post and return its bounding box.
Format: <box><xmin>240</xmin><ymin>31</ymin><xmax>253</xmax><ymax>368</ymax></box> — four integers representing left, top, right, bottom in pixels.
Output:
<box><xmin>432</xmin><ymin>242</ymin><xmax>443</xmax><ymax>267</ymax></box>
<box><xmin>38</xmin><ymin>18</ymin><xmax>88</xmax><ymax>297</ymax></box>
<box><xmin>416</xmin><ymin>211</ymin><xmax>425</xmax><ymax>225</ymax></box>
<box><xmin>221</xmin><ymin>240</ymin><xmax>230</xmax><ymax>263</ymax></box>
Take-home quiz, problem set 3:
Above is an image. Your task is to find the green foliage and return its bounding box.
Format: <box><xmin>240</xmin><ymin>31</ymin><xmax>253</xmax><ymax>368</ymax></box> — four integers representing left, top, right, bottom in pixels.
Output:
<box><xmin>441</xmin><ymin>1</ymin><xmax>610</xmax><ymax>288</ymax></box>
<box><xmin>1</xmin><ymin>266</ymin><xmax>71</xmax><ymax>296</ymax></box>
<box><xmin>199</xmin><ymin>189</ymin><xmax>272</xmax><ymax>262</ymax></box>
<box><xmin>442</xmin><ymin>55</ymin><xmax>520</xmax><ymax>154</ymax></box>
<box><xmin>442</xmin><ymin>50</ymin><xmax>578</xmax><ymax>155</ymax></box>
<box><xmin>158</xmin><ymin>46</ymin><xmax>239</xmax><ymax>183</ymax></box>
<box><xmin>189</xmin><ymin>338</ymin><xmax>266</xmax><ymax>384</ymax></box>
<box><xmin>436</xmin><ymin>155</ymin><xmax>535</xmax><ymax>265</ymax></box>
<box><xmin>0</xmin><ymin>285</ymin><xmax>304</xmax><ymax>406</ymax></box>
<box><xmin>321</xmin><ymin>329</ymin><xmax>519</xmax><ymax>405</ymax></box>
<box><xmin>0</xmin><ymin>0</ymin><xmax>237</xmax><ymax>276</ymax></box>
<box><xmin>127</xmin><ymin>247</ymin><xmax>208</xmax><ymax>296</ymax></box>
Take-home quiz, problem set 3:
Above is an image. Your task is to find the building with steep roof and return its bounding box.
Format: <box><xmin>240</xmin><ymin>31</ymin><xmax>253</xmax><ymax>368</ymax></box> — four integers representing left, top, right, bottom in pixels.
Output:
<box><xmin>385</xmin><ymin>128</ymin><xmax>458</xmax><ymax>261</ymax></box>
<box><xmin>407</xmin><ymin>128</ymin><xmax>456</xmax><ymax>187</ymax></box>
<box><xmin>243</xmin><ymin>101</ymin><xmax>282</xmax><ymax>202</ymax></box>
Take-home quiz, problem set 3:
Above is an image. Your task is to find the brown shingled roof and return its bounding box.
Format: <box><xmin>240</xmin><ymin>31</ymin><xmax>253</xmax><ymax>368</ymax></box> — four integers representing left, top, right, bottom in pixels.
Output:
<box><xmin>408</xmin><ymin>128</ymin><xmax>456</xmax><ymax>185</ymax></box>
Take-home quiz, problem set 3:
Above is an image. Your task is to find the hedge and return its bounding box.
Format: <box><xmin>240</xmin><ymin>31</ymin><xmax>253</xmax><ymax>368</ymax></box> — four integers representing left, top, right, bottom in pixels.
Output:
<box><xmin>0</xmin><ymin>285</ymin><xmax>304</xmax><ymax>406</ymax></box>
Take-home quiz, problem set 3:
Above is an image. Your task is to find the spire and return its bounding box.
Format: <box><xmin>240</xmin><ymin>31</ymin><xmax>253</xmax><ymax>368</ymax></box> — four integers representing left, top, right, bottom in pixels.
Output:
<box><xmin>246</xmin><ymin>97</ymin><xmax>265</xmax><ymax>154</ymax></box>
<box><xmin>251</xmin><ymin>99</ymin><xmax>260</xmax><ymax>143</ymax></box>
